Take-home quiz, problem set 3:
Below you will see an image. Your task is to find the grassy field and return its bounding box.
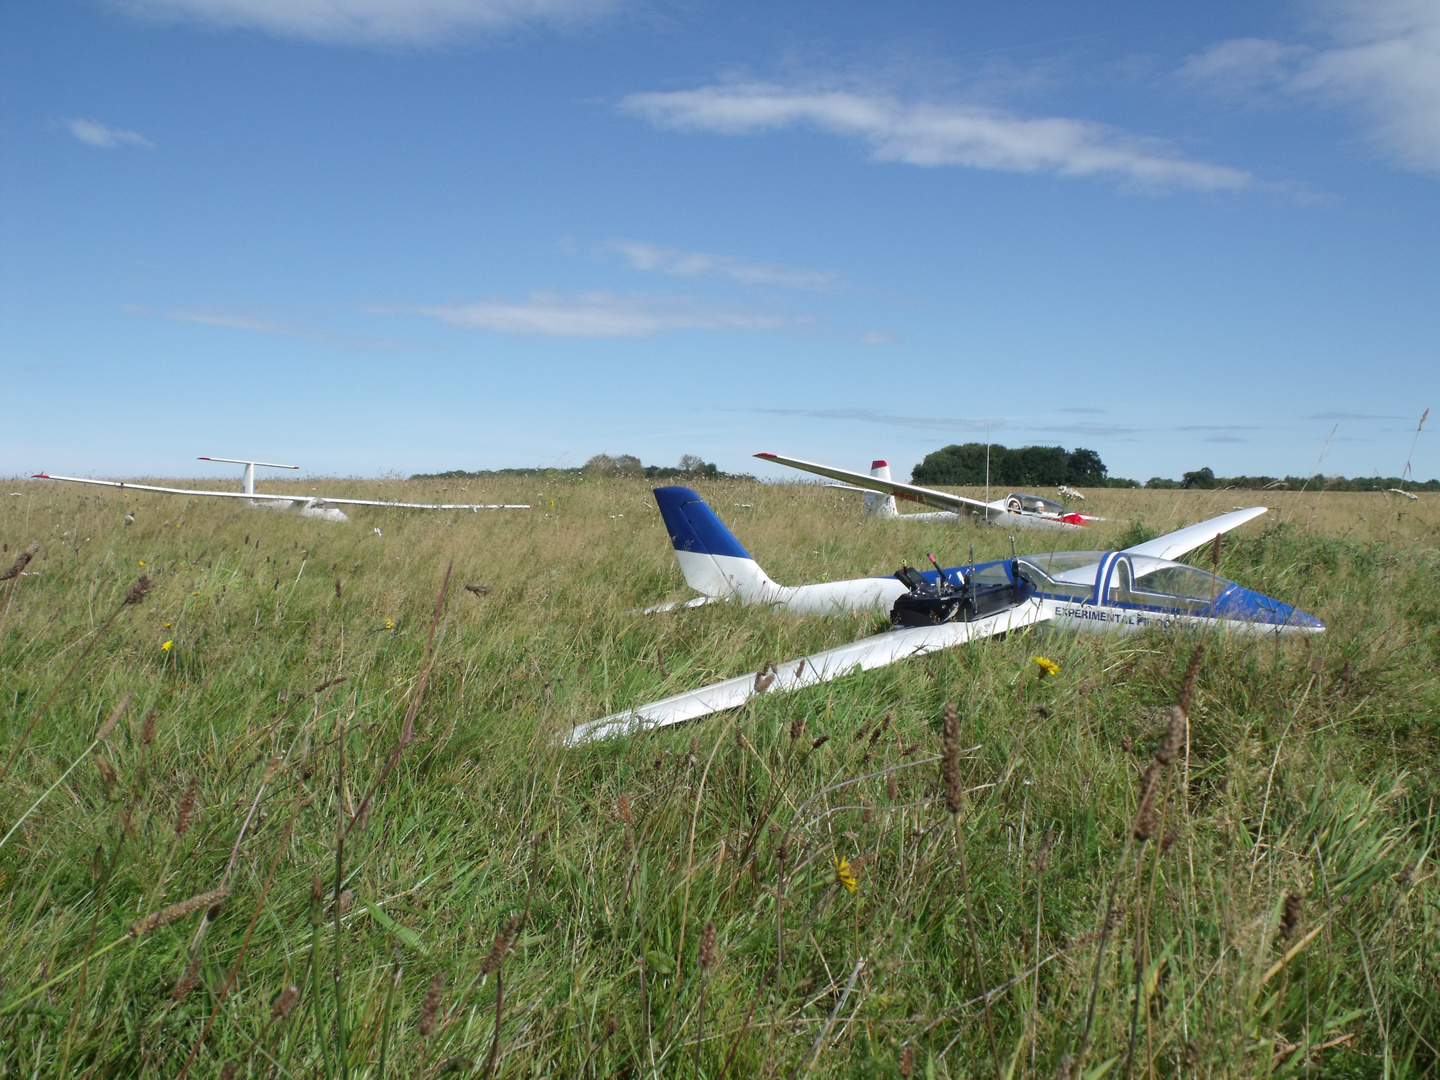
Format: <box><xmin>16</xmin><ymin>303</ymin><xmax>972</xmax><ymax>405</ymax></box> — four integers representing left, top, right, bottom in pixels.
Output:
<box><xmin>1</xmin><ymin>476</ymin><xmax>1436</xmax><ymax>1078</ymax></box>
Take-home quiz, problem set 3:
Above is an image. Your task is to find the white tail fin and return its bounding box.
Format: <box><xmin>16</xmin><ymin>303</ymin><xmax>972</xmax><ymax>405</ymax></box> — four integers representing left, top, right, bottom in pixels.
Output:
<box><xmin>198</xmin><ymin>456</ymin><xmax>299</xmax><ymax>496</ymax></box>
<box><xmin>653</xmin><ymin>486</ymin><xmax>779</xmax><ymax>601</ymax></box>
<box><xmin>864</xmin><ymin>460</ymin><xmax>899</xmax><ymax>519</ymax></box>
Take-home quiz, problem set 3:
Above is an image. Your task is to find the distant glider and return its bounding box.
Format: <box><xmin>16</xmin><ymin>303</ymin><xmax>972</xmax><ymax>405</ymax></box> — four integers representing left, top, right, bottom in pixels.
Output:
<box><xmin>756</xmin><ymin>452</ymin><xmax>1101</xmax><ymax>530</ymax></box>
<box><xmin>34</xmin><ymin>456</ymin><xmax>530</xmax><ymax>523</ymax></box>
<box><xmin>566</xmin><ymin>487</ymin><xmax>1318</xmax><ymax>744</ymax></box>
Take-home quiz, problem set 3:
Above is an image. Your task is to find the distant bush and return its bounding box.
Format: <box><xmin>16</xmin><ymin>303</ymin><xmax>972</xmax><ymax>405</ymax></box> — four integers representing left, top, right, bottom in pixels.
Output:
<box><xmin>1146</xmin><ymin>469</ymin><xmax>1440</xmax><ymax>491</ymax></box>
<box><xmin>912</xmin><ymin>443</ymin><xmax>1113</xmax><ymax>487</ymax></box>
<box><xmin>413</xmin><ymin>453</ymin><xmax>742</xmax><ymax>482</ymax></box>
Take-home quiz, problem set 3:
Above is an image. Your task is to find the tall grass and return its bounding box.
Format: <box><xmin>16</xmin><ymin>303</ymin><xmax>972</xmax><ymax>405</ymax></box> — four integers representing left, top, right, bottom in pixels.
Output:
<box><xmin>0</xmin><ymin>477</ymin><xmax>1436</xmax><ymax>1076</ymax></box>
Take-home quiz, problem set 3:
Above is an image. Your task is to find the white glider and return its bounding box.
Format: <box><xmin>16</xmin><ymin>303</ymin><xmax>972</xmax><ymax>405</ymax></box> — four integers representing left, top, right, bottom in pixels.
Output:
<box><xmin>34</xmin><ymin>456</ymin><xmax>530</xmax><ymax>523</ymax></box>
<box><xmin>755</xmin><ymin>452</ymin><xmax>1100</xmax><ymax>530</ymax></box>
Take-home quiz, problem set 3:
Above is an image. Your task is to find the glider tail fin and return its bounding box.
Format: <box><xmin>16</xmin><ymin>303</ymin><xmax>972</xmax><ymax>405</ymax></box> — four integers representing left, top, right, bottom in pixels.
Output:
<box><xmin>653</xmin><ymin>487</ymin><xmax>776</xmax><ymax>601</ymax></box>
<box><xmin>864</xmin><ymin>460</ymin><xmax>899</xmax><ymax>519</ymax></box>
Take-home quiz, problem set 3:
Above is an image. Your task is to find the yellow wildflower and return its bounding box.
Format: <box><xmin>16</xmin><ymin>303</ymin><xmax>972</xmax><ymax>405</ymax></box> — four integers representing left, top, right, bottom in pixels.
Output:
<box><xmin>1033</xmin><ymin>656</ymin><xmax>1060</xmax><ymax>677</ymax></box>
<box><xmin>384</xmin><ymin>619</ymin><xmax>395</xmax><ymax>630</ymax></box>
<box><xmin>163</xmin><ymin>622</ymin><xmax>172</xmax><ymax>628</ymax></box>
<box><xmin>833</xmin><ymin>855</ymin><xmax>858</xmax><ymax>894</ymax></box>
<box><xmin>161</xmin><ymin>640</ymin><xmax>173</xmax><ymax>652</ymax></box>
<box><xmin>139</xmin><ymin>561</ymin><xmax>146</xmax><ymax>567</ymax></box>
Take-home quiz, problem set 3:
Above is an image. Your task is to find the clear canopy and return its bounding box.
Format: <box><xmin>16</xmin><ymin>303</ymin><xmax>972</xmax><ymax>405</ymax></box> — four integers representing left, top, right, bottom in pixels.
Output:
<box><xmin>1126</xmin><ymin>556</ymin><xmax>1233</xmax><ymax>601</ymax></box>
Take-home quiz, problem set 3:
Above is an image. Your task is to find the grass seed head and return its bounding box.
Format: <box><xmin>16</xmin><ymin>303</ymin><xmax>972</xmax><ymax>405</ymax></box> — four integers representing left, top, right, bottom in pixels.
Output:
<box><xmin>175</xmin><ymin>778</ymin><xmax>198</xmax><ymax>837</ymax></box>
<box><xmin>94</xmin><ymin>756</ymin><xmax>121</xmax><ymax>801</ymax></box>
<box><xmin>899</xmin><ymin>1045</ymin><xmax>915</xmax><ymax>1077</ymax></box>
<box><xmin>942</xmin><ymin>701</ymin><xmax>961</xmax><ymax>815</ymax></box>
<box><xmin>1155</xmin><ymin>705</ymin><xmax>1187</xmax><ymax>766</ymax></box>
<box><xmin>1035</xmin><ymin>827</ymin><xmax>1057</xmax><ymax>872</ymax></box>
<box><xmin>0</xmin><ymin>540</ymin><xmax>40</xmax><ymax>582</ymax></box>
<box><xmin>886</xmin><ymin>774</ymin><xmax>898</xmax><ymax>801</ymax></box>
<box><xmin>140</xmin><ymin>708</ymin><xmax>157</xmax><ymax>745</ymax></box>
<box><xmin>698</xmin><ymin>919</ymin><xmax>717</xmax><ymax>974</ymax></box>
<box><xmin>1177</xmin><ymin>644</ymin><xmax>1205</xmax><ymax>716</ymax></box>
<box><xmin>618</xmin><ymin>794</ymin><xmax>631</xmax><ymax>824</ymax></box>
<box><xmin>130</xmin><ymin>886</ymin><xmax>231</xmax><ymax>937</ymax></box>
<box><xmin>96</xmin><ymin>692</ymin><xmax>134</xmax><ymax>742</ymax></box>
<box><xmin>1280</xmin><ymin>892</ymin><xmax>1303</xmax><ymax>939</ymax></box>
<box><xmin>418</xmin><ymin>974</ymin><xmax>444</xmax><ymax>1036</ymax></box>
<box><xmin>270</xmin><ymin>985</ymin><xmax>300</xmax><ymax>1019</ymax></box>
<box><xmin>123</xmin><ymin>575</ymin><xmax>153</xmax><ymax>605</ymax></box>
<box><xmin>810</xmin><ymin>734</ymin><xmax>830</xmax><ymax>749</ymax></box>
<box><xmin>481</xmin><ymin>914</ymin><xmax>522</xmax><ymax>975</ymax></box>
<box><xmin>170</xmin><ymin>953</ymin><xmax>204</xmax><ymax>1002</ymax></box>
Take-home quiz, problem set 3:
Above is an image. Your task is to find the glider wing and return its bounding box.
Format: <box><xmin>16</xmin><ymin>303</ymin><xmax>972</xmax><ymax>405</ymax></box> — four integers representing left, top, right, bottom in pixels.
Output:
<box><xmin>567</xmin><ymin>598</ymin><xmax>1049</xmax><ymax>745</ymax></box>
<box><xmin>32</xmin><ymin>474</ymin><xmax>529</xmax><ymax>510</ymax></box>
<box><xmin>1122</xmin><ymin>507</ymin><xmax>1269</xmax><ymax>562</ymax></box>
<box><xmin>754</xmin><ymin>452</ymin><xmax>981</xmax><ymax>516</ymax></box>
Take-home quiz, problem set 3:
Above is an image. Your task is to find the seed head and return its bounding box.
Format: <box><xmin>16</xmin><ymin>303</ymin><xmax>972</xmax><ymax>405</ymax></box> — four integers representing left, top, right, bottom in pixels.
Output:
<box><xmin>140</xmin><ymin>708</ymin><xmax>157</xmax><ymax>745</ymax></box>
<box><xmin>481</xmin><ymin>914</ymin><xmax>522</xmax><ymax>975</ymax></box>
<box><xmin>618</xmin><ymin>794</ymin><xmax>631</xmax><ymax>825</ymax></box>
<box><xmin>94</xmin><ymin>756</ymin><xmax>121</xmax><ymax>801</ymax></box>
<box><xmin>1280</xmin><ymin>892</ymin><xmax>1303</xmax><ymax>940</ymax></box>
<box><xmin>942</xmin><ymin>702</ymin><xmax>961</xmax><ymax>814</ymax></box>
<box><xmin>1177</xmin><ymin>644</ymin><xmax>1205</xmax><ymax>717</ymax></box>
<box><xmin>418</xmin><ymin>974</ymin><xmax>444</xmax><ymax>1037</ymax></box>
<box><xmin>1035</xmin><ymin>827</ymin><xmax>1057</xmax><ymax>872</ymax></box>
<box><xmin>810</xmin><ymin>734</ymin><xmax>830</xmax><ymax>749</ymax></box>
<box><xmin>1155</xmin><ymin>705</ymin><xmax>1187</xmax><ymax>766</ymax></box>
<box><xmin>899</xmin><ymin>1045</ymin><xmax>915</xmax><ymax>1077</ymax></box>
<box><xmin>170</xmin><ymin>953</ymin><xmax>204</xmax><ymax>1002</ymax></box>
<box><xmin>270</xmin><ymin>985</ymin><xmax>300</xmax><ymax>1019</ymax></box>
<box><xmin>96</xmin><ymin>692</ymin><xmax>134</xmax><ymax>742</ymax></box>
<box><xmin>123</xmin><ymin>575</ymin><xmax>153</xmax><ymax>605</ymax></box>
<box><xmin>130</xmin><ymin>886</ymin><xmax>231</xmax><ymax>937</ymax></box>
<box><xmin>698</xmin><ymin>920</ymin><xmax>717</xmax><ymax>974</ymax></box>
<box><xmin>789</xmin><ymin>716</ymin><xmax>807</xmax><ymax>742</ymax></box>
<box><xmin>175</xmin><ymin>778</ymin><xmax>198</xmax><ymax>837</ymax></box>
<box><xmin>0</xmin><ymin>541</ymin><xmax>40</xmax><ymax>582</ymax></box>
<box><xmin>869</xmin><ymin>715</ymin><xmax>891</xmax><ymax>746</ymax></box>
<box><xmin>886</xmin><ymin>774</ymin><xmax>898</xmax><ymax>801</ymax></box>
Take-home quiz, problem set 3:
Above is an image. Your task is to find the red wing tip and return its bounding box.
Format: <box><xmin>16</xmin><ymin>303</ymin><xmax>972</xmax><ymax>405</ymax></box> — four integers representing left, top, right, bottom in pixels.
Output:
<box><xmin>871</xmin><ymin>459</ymin><xmax>887</xmax><ymax>469</ymax></box>
<box><xmin>33</xmin><ymin>473</ymin><xmax>50</xmax><ymax>479</ymax></box>
<box><xmin>755</xmin><ymin>452</ymin><xmax>777</xmax><ymax>459</ymax></box>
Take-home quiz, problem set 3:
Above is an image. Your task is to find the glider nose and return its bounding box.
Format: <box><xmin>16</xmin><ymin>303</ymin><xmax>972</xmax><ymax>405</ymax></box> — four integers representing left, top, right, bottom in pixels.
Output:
<box><xmin>1215</xmin><ymin>586</ymin><xmax>1324</xmax><ymax>633</ymax></box>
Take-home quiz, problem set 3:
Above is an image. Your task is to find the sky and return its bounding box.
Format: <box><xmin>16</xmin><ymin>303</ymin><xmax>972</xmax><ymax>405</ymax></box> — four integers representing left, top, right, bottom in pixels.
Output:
<box><xmin>1</xmin><ymin>0</ymin><xmax>1437</xmax><ymax>484</ymax></box>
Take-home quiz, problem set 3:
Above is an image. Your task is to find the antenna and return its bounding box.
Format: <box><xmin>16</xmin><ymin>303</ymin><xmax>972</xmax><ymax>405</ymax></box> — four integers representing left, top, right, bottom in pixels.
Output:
<box><xmin>198</xmin><ymin>457</ymin><xmax>300</xmax><ymax>497</ymax></box>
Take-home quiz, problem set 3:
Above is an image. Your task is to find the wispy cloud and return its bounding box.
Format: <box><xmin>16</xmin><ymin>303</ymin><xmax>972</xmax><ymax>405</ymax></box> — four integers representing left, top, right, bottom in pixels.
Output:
<box><xmin>116</xmin><ymin>0</ymin><xmax>613</xmax><ymax>46</ymax></box>
<box><xmin>621</xmin><ymin>83</ymin><xmax>1255</xmax><ymax>192</ymax></box>
<box><xmin>63</xmin><ymin>119</ymin><xmax>152</xmax><ymax>148</ymax></box>
<box><xmin>166</xmin><ymin>308</ymin><xmax>413</xmax><ymax>350</ymax></box>
<box><xmin>415</xmin><ymin>291</ymin><xmax>793</xmax><ymax>338</ymax></box>
<box><xmin>1303</xmin><ymin>410</ymin><xmax>1405</xmax><ymax>420</ymax></box>
<box><xmin>757</xmin><ymin>407</ymin><xmax>999</xmax><ymax>433</ymax></box>
<box><xmin>1058</xmin><ymin>406</ymin><xmax>1106</xmax><ymax>415</ymax></box>
<box><xmin>608</xmin><ymin>240</ymin><xmax>839</xmax><ymax>291</ymax></box>
<box><xmin>1179</xmin><ymin>0</ymin><xmax>1440</xmax><ymax>174</ymax></box>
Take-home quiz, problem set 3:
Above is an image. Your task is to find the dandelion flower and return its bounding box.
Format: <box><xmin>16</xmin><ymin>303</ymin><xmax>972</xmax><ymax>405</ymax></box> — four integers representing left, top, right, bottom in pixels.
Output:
<box><xmin>833</xmin><ymin>854</ymin><xmax>859</xmax><ymax>894</ymax></box>
<box><xmin>1033</xmin><ymin>656</ymin><xmax>1060</xmax><ymax>677</ymax></box>
<box><xmin>161</xmin><ymin>640</ymin><xmax>173</xmax><ymax>652</ymax></box>
<box><xmin>139</xmin><ymin>561</ymin><xmax>147</xmax><ymax>567</ymax></box>
<box><xmin>384</xmin><ymin>619</ymin><xmax>395</xmax><ymax>630</ymax></box>
<box><xmin>163</xmin><ymin>622</ymin><xmax>172</xmax><ymax>628</ymax></box>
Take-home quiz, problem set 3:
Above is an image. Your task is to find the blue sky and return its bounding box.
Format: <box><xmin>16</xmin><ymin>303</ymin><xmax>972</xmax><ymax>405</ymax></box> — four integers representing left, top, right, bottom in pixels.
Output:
<box><xmin>1</xmin><ymin>0</ymin><xmax>1436</xmax><ymax>483</ymax></box>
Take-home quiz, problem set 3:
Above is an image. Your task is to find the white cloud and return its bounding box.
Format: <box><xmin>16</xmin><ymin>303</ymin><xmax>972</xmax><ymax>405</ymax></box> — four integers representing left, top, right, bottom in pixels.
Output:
<box><xmin>64</xmin><ymin>119</ymin><xmax>152</xmax><ymax>148</ymax></box>
<box><xmin>608</xmin><ymin>240</ymin><xmax>839</xmax><ymax>291</ymax></box>
<box><xmin>1180</xmin><ymin>0</ymin><xmax>1440</xmax><ymax>174</ymax></box>
<box><xmin>416</xmin><ymin>291</ymin><xmax>792</xmax><ymax>337</ymax></box>
<box><xmin>166</xmin><ymin>308</ymin><xmax>411</xmax><ymax>350</ymax></box>
<box><xmin>620</xmin><ymin>83</ymin><xmax>1254</xmax><ymax>192</ymax></box>
<box><xmin>114</xmin><ymin>0</ymin><xmax>612</xmax><ymax>46</ymax></box>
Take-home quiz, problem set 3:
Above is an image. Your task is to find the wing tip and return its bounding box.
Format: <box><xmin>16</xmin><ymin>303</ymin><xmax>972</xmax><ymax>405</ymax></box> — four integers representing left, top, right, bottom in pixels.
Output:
<box><xmin>32</xmin><ymin>473</ymin><xmax>49</xmax><ymax>479</ymax></box>
<box><xmin>754</xmin><ymin>452</ymin><xmax>777</xmax><ymax>460</ymax></box>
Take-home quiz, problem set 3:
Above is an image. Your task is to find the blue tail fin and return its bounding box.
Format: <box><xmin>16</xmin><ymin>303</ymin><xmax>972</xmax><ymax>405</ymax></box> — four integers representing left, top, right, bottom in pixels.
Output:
<box><xmin>653</xmin><ymin>487</ymin><xmax>752</xmax><ymax>559</ymax></box>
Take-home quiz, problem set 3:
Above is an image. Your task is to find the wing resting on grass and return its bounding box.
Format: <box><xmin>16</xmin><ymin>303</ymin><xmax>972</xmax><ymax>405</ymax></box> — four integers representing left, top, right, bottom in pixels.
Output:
<box><xmin>32</xmin><ymin>474</ymin><xmax>531</xmax><ymax>510</ymax></box>
<box><xmin>1122</xmin><ymin>506</ymin><xmax>1268</xmax><ymax>561</ymax></box>
<box><xmin>567</xmin><ymin>598</ymin><xmax>1050</xmax><ymax>745</ymax></box>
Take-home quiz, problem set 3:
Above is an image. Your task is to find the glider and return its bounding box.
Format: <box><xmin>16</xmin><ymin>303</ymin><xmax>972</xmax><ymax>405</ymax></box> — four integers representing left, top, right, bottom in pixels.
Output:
<box><xmin>566</xmin><ymin>487</ymin><xmax>1319</xmax><ymax>744</ymax></box>
<box><xmin>755</xmin><ymin>452</ymin><xmax>1101</xmax><ymax>530</ymax></box>
<box><xmin>33</xmin><ymin>456</ymin><xmax>530</xmax><ymax>523</ymax></box>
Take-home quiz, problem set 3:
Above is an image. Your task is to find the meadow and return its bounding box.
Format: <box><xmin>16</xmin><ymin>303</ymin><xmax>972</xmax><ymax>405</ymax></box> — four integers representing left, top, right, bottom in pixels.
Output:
<box><xmin>0</xmin><ymin>476</ymin><xmax>1436</xmax><ymax>1078</ymax></box>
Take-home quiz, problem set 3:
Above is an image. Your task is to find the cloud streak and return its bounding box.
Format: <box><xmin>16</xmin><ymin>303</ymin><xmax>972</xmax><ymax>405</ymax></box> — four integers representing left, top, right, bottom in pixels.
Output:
<box><xmin>116</xmin><ymin>0</ymin><xmax>612</xmax><ymax>46</ymax></box>
<box><xmin>416</xmin><ymin>291</ymin><xmax>793</xmax><ymax>337</ymax></box>
<box><xmin>64</xmin><ymin>119</ymin><xmax>152</xmax><ymax>148</ymax></box>
<box><xmin>166</xmin><ymin>308</ymin><xmax>412</xmax><ymax>350</ymax></box>
<box><xmin>609</xmin><ymin>240</ymin><xmax>839</xmax><ymax>291</ymax></box>
<box><xmin>1180</xmin><ymin>0</ymin><xmax>1440</xmax><ymax>174</ymax></box>
<box><xmin>757</xmin><ymin>407</ymin><xmax>999</xmax><ymax>433</ymax></box>
<box><xmin>621</xmin><ymin>83</ymin><xmax>1255</xmax><ymax>192</ymax></box>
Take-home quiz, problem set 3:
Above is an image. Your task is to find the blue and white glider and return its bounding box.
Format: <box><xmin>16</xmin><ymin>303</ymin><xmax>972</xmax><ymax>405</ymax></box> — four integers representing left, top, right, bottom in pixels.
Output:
<box><xmin>566</xmin><ymin>487</ymin><xmax>1321</xmax><ymax>744</ymax></box>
